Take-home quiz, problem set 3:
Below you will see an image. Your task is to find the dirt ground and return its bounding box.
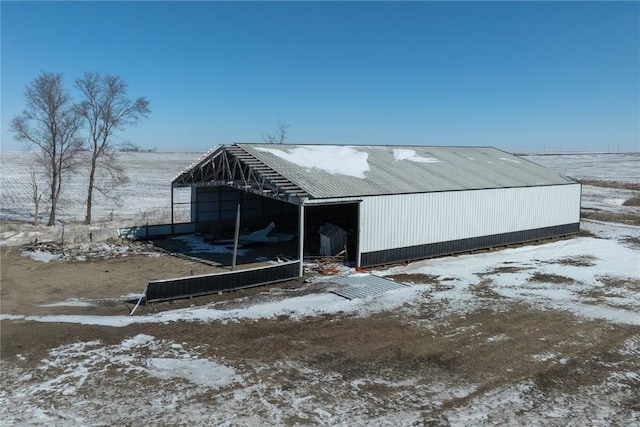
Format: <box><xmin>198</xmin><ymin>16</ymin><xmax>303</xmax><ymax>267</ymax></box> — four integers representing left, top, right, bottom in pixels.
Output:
<box><xmin>1</xmin><ymin>239</ymin><xmax>639</xmax><ymax>425</ymax></box>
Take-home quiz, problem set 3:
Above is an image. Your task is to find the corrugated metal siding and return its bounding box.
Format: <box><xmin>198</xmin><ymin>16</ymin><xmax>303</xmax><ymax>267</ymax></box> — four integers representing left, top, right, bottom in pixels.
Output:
<box><xmin>327</xmin><ymin>275</ymin><xmax>409</xmax><ymax>300</ymax></box>
<box><xmin>360</xmin><ymin>223</ymin><xmax>579</xmax><ymax>267</ymax></box>
<box><xmin>146</xmin><ymin>260</ymin><xmax>301</xmax><ymax>302</ymax></box>
<box><xmin>359</xmin><ymin>183</ymin><xmax>581</xmax><ymax>253</ymax></box>
<box><xmin>195</xmin><ymin>186</ymin><xmax>293</xmax><ymax>223</ymax></box>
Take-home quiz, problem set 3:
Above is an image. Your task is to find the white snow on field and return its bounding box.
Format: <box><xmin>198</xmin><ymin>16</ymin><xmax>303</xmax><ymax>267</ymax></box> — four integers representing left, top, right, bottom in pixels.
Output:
<box><xmin>0</xmin><ymin>151</ymin><xmax>195</xmax><ymax>224</ymax></box>
<box><xmin>393</xmin><ymin>148</ymin><xmax>441</xmax><ymax>163</ymax></box>
<box><xmin>255</xmin><ymin>145</ymin><xmax>370</xmax><ymax>178</ymax></box>
<box><xmin>525</xmin><ymin>153</ymin><xmax>639</xmax><ymax>184</ymax></box>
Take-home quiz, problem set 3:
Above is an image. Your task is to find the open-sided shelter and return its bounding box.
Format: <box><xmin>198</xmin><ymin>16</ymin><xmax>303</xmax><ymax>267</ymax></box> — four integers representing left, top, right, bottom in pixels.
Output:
<box><xmin>171</xmin><ymin>144</ymin><xmax>581</xmax><ymax>272</ymax></box>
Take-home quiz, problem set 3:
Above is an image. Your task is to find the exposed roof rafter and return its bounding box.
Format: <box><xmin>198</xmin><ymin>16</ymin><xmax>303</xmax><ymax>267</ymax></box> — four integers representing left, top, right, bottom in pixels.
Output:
<box><xmin>172</xmin><ymin>144</ymin><xmax>308</xmax><ymax>204</ymax></box>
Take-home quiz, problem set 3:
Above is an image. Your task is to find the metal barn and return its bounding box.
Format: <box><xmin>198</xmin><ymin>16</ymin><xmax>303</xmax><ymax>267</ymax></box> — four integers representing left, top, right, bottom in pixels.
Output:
<box><xmin>171</xmin><ymin>144</ymin><xmax>581</xmax><ymax>272</ymax></box>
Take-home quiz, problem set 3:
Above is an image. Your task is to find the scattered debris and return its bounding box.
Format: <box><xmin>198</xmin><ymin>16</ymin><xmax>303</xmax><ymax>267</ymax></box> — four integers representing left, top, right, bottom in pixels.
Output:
<box><xmin>21</xmin><ymin>238</ymin><xmax>161</xmax><ymax>262</ymax></box>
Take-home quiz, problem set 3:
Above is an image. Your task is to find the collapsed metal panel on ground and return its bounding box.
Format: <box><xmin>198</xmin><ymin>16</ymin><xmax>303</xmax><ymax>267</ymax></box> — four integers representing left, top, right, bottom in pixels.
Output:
<box><xmin>146</xmin><ymin>260</ymin><xmax>301</xmax><ymax>303</ymax></box>
<box><xmin>327</xmin><ymin>275</ymin><xmax>409</xmax><ymax>300</ymax></box>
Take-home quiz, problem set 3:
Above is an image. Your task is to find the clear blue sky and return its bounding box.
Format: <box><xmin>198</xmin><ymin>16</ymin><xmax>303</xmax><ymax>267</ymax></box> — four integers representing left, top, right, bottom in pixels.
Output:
<box><xmin>2</xmin><ymin>1</ymin><xmax>639</xmax><ymax>153</ymax></box>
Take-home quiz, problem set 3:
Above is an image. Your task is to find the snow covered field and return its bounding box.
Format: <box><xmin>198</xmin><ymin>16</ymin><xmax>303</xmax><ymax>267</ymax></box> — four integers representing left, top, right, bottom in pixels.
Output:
<box><xmin>0</xmin><ymin>151</ymin><xmax>196</xmax><ymax>225</ymax></box>
<box><xmin>1</xmin><ymin>151</ymin><xmax>639</xmax><ymax>426</ymax></box>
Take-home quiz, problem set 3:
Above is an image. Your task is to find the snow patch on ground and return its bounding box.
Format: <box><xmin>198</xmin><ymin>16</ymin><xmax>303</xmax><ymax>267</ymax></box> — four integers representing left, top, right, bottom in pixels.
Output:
<box><xmin>172</xmin><ymin>234</ymin><xmax>246</xmax><ymax>256</ymax></box>
<box><xmin>21</xmin><ymin>250</ymin><xmax>60</xmax><ymax>263</ymax></box>
<box><xmin>37</xmin><ymin>299</ymin><xmax>96</xmax><ymax>308</ymax></box>
<box><xmin>381</xmin><ymin>234</ymin><xmax>640</xmax><ymax>326</ymax></box>
<box><xmin>146</xmin><ymin>358</ymin><xmax>240</xmax><ymax>388</ymax></box>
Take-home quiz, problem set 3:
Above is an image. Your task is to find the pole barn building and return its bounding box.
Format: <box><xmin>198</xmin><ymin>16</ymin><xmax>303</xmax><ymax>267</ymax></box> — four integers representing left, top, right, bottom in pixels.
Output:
<box><xmin>172</xmin><ymin>144</ymin><xmax>581</xmax><ymax>271</ymax></box>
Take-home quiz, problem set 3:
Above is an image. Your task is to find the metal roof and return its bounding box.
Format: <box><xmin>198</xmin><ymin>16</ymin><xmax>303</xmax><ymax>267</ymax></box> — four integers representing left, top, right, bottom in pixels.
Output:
<box><xmin>236</xmin><ymin>144</ymin><xmax>574</xmax><ymax>199</ymax></box>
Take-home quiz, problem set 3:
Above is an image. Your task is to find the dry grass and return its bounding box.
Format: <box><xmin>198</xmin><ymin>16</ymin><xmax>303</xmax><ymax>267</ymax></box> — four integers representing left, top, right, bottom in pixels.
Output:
<box><xmin>581</xmin><ymin>211</ymin><xmax>640</xmax><ymax>226</ymax></box>
<box><xmin>577</xmin><ymin>275</ymin><xmax>639</xmax><ymax>311</ymax></box>
<box><xmin>387</xmin><ymin>273</ymin><xmax>440</xmax><ymax>284</ymax></box>
<box><xmin>581</xmin><ymin>180</ymin><xmax>640</xmax><ymax>191</ymax></box>
<box><xmin>599</xmin><ymin>275</ymin><xmax>640</xmax><ymax>289</ymax></box>
<box><xmin>529</xmin><ymin>273</ymin><xmax>574</xmax><ymax>284</ymax></box>
<box><xmin>471</xmin><ymin>279</ymin><xmax>505</xmax><ymax>299</ymax></box>
<box><xmin>621</xmin><ymin>236</ymin><xmax>640</xmax><ymax>249</ymax></box>
<box><xmin>623</xmin><ymin>197</ymin><xmax>640</xmax><ymax>207</ymax></box>
<box><xmin>478</xmin><ymin>265</ymin><xmax>532</xmax><ymax>276</ymax></box>
<box><xmin>547</xmin><ymin>255</ymin><xmax>598</xmax><ymax>267</ymax></box>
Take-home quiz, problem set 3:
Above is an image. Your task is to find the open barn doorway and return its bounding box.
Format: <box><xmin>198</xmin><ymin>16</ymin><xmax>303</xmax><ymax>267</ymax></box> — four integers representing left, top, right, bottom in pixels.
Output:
<box><xmin>181</xmin><ymin>186</ymin><xmax>301</xmax><ymax>264</ymax></box>
<box><xmin>303</xmin><ymin>202</ymin><xmax>359</xmax><ymax>263</ymax></box>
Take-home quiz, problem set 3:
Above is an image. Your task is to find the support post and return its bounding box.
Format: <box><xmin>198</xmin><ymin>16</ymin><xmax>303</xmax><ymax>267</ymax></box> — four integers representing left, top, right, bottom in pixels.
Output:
<box><xmin>231</xmin><ymin>203</ymin><xmax>241</xmax><ymax>271</ymax></box>
<box><xmin>298</xmin><ymin>202</ymin><xmax>305</xmax><ymax>277</ymax></box>
<box><xmin>170</xmin><ymin>185</ymin><xmax>175</xmax><ymax>234</ymax></box>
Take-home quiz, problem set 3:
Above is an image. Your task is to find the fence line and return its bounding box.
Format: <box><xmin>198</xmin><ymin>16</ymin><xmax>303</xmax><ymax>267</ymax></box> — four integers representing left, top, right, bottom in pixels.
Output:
<box><xmin>117</xmin><ymin>222</ymin><xmax>196</xmax><ymax>239</ymax></box>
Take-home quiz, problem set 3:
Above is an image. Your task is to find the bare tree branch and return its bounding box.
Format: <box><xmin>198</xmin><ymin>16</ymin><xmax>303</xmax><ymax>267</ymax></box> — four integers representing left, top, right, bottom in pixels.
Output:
<box><xmin>27</xmin><ymin>161</ymin><xmax>43</xmax><ymax>225</ymax></box>
<box><xmin>263</xmin><ymin>120</ymin><xmax>290</xmax><ymax>144</ymax></box>
<box><xmin>9</xmin><ymin>72</ymin><xmax>83</xmax><ymax>226</ymax></box>
<box><xmin>75</xmin><ymin>72</ymin><xmax>150</xmax><ymax>224</ymax></box>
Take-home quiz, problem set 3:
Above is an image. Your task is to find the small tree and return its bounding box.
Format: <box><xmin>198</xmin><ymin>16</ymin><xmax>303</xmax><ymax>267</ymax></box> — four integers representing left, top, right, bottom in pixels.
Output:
<box><xmin>75</xmin><ymin>72</ymin><xmax>150</xmax><ymax>224</ymax></box>
<box><xmin>10</xmin><ymin>72</ymin><xmax>83</xmax><ymax>226</ymax></box>
<box><xmin>263</xmin><ymin>120</ymin><xmax>290</xmax><ymax>144</ymax></box>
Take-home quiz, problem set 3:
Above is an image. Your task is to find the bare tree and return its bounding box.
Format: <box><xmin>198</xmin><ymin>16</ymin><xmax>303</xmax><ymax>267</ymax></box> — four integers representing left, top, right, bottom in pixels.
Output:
<box><xmin>263</xmin><ymin>120</ymin><xmax>290</xmax><ymax>144</ymax></box>
<box><xmin>10</xmin><ymin>72</ymin><xmax>83</xmax><ymax>226</ymax></box>
<box><xmin>27</xmin><ymin>162</ymin><xmax>43</xmax><ymax>225</ymax></box>
<box><xmin>75</xmin><ymin>72</ymin><xmax>150</xmax><ymax>224</ymax></box>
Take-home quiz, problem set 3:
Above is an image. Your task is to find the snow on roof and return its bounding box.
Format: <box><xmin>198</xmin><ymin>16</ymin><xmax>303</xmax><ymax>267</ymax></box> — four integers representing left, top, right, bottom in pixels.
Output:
<box><xmin>255</xmin><ymin>145</ymin><xmax>370</xmax><ymax>179</ymax></box>
<box><xmin>172</xmin><ymin>144</ymin><xmax>576</xmax><ymax>200</ymax></box>
<box><xmin>240</xmin><ymin>144</ymin><xmax>575</xmax><ymax>199</ymax></box>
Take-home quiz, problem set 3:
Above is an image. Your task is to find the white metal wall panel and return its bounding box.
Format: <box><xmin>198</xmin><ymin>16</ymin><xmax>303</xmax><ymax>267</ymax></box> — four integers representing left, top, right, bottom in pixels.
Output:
<box><xmin>359</xmin><ymin>184</ymin><xmax>581</xmax><ymax>253</ymax></box>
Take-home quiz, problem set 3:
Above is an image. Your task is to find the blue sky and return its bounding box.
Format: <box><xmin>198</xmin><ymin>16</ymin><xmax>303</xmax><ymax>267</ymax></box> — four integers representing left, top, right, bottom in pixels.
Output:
<box><xmin>2</xmin><ymin>1</ymin><xmax>638</xmax><ymax>153</ymax></box>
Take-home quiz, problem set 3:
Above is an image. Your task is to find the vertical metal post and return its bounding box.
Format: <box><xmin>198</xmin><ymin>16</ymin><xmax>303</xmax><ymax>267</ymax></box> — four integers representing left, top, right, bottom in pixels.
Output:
<box><xmin>298</xmin><ymin>202</ymin><xmax>305</xmax><ymax>277</ymax></box>
<box><xmin>170</xmin><ymin>185</ymin><xmax>175</xmax><ymax>234</ymax></box>
<box><xmin>231</xmin><ymin>203</ymin><xmax>241</xmax><ymax>271</ymax></box>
